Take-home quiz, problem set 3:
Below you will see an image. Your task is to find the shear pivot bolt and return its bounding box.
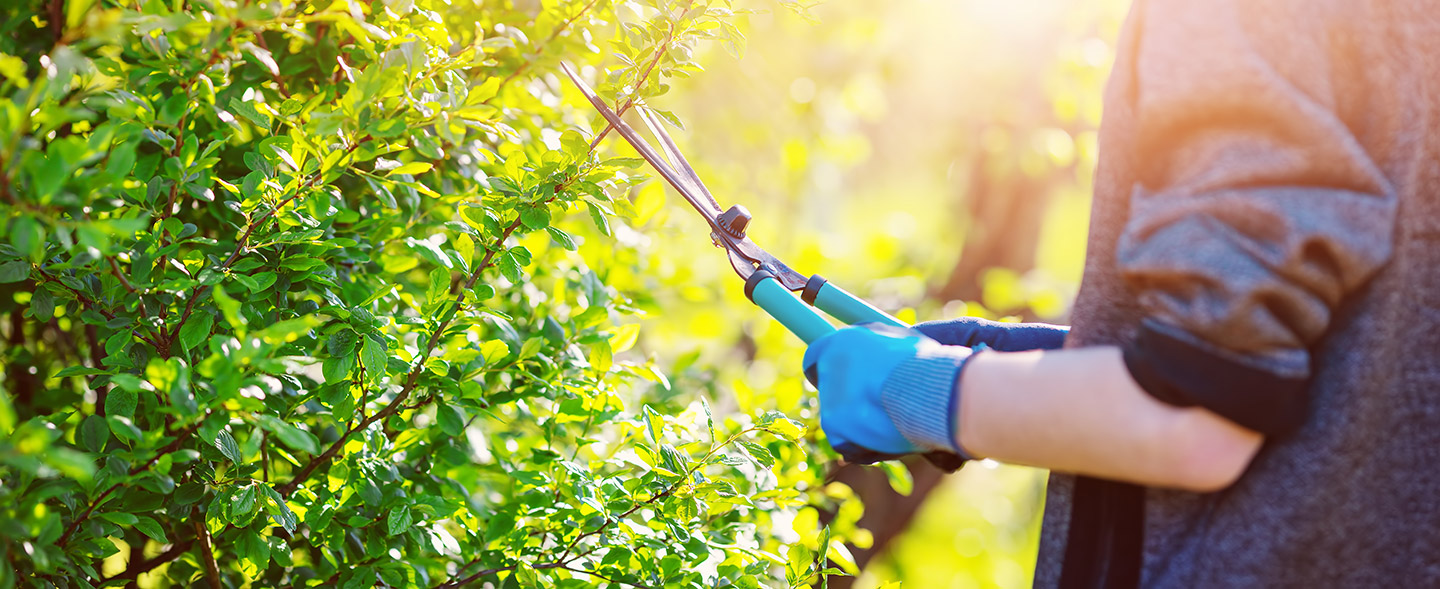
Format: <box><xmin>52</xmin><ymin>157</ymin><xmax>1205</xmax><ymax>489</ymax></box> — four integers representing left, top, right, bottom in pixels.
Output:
<box><xmin>717</xmin><ymin>205</ymin><xmax>752</xmax><ymax>238</ymax></box>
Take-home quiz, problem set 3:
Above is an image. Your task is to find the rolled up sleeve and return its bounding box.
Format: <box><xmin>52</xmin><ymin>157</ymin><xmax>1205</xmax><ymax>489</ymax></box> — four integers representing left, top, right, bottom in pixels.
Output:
<box><xmin>1114</xmin><ymin>0</ymin><xmax>1397</xmax><ymax>436</ymax></box>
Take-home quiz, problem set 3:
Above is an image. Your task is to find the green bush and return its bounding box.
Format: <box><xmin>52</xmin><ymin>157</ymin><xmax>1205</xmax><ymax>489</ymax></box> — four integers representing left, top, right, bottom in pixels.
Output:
<box><xmin>0</xmin><ymin>0</ymin><xmax>854</xmax><ymax>586</ymax></box>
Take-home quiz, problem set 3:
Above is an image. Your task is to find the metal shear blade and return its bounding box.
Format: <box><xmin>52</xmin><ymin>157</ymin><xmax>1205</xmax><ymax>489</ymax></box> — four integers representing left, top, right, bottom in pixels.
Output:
<box><xmin>559</xmin><ymin>62</ymin><xmax>809</xmax><ymax>290</ymax></box>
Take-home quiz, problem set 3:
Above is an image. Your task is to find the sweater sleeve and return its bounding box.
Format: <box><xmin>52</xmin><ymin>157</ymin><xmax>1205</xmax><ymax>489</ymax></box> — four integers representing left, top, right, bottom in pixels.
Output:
<box><xmin>1113</xmin><ymin>0</ymin><xmax>1397</xmax><ymax>436</ymax></box>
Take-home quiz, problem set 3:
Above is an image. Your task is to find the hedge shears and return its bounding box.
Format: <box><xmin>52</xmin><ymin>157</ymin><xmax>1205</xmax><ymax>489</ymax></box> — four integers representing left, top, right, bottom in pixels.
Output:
<box><xmin>561</xmin><ymin>63</ymin><xmax>907</xmax><ymax>344</ymax></box>
<box><xmin>562</xmin><ymin>64</ymin><xmax>967</xmax><ymax>471</ymax></box>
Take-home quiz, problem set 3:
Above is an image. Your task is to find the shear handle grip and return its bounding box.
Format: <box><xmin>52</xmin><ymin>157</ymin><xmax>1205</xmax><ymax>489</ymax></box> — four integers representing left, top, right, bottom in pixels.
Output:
<box><xmin>746</xmin><ymin>271</ymin><xmax>836</xmax><ymax>344</ymax></box>
<box><xmin>802</xmin><ymin>275</ymin><xmax>906</xmax><ymax>328</ymax></box>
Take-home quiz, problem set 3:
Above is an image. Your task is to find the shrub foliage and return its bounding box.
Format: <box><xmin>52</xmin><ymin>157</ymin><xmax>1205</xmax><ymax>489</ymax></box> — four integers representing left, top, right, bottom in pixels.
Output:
<box><xmin>0</xmin><ymin>0</ymin><xmax>850</xmax><ymax>586</ymax></box>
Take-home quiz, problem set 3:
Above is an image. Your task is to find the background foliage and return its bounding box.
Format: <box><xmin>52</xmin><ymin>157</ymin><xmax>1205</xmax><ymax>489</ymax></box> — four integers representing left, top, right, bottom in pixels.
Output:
<box><xmin>0</xmin><ymin>0</ymin><xmax>1131</xmax><ymax>587</ymax></box>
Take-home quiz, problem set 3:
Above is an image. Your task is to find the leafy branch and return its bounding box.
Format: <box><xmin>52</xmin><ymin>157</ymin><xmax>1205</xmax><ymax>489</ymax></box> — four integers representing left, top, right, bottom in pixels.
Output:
<box><xmin>435</xmin><ymin>425</ymin><xmax>769</xmax><ymax>588</ymax></box>
<box><xmin>164</xmin><ymin>138</ymin><xmax>369</xmax><ymax>355</ymax></box>
<box><xmin>56</xmin><ymin>418</ymin><xmax>208</xmax><ymax>547</ymax></box>
<box><xmin>31</xmin><ymin>266</ymin><xmax>166</xmax><ymax>352</ymax></box>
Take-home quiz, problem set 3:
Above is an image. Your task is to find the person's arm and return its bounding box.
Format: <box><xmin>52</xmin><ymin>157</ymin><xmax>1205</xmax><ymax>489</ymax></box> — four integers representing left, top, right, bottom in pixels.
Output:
<box><xmin>957</xmin><ymin>347</ymin><xmax>1261</xmax><ymax>492</ymax></box>
<box><xmin>950</xmin><ymin>0</ymin><xmax>1393</xmax><ymax>489</ymax></box>
<box><xmin>804</xmin><ymin>0</ymin><xmax>1395</xmax><ymax>491</ymax></box>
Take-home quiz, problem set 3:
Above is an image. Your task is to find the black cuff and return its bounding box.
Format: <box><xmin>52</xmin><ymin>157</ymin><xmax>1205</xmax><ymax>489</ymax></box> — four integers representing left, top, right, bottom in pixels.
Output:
<box><xmin>1122</xmin><ymin>321</ymin><xmax>1309</xmax><ymax>436</ymax></box>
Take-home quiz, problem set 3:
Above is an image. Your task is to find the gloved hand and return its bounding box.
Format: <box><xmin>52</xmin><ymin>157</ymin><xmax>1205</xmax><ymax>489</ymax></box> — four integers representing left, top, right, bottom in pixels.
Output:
<box><xmin>802</xmin><ymin>323</ymin><xmax>976</xmax><ymax>468</ymax></box>
<box><xmin>912</xmin><ymin>316</ymin><xmax>1069</xmax><ymax>351</ymax></box>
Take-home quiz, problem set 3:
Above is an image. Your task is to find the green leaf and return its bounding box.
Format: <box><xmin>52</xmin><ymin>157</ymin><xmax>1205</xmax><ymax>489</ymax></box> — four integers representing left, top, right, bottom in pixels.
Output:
<box><xmin>738</xmin><ymin>441</ymin><xmax>775</xmax><ymax>469</ymax></box>
<box><xmin>478</xmin><ymin>340</ymin><xmax>510</xmax><ymax>365</ymax></box>
<box><xmin>437</xmin><ymin>403</ymin><xmax>465</xmax><ymax>437</ymax></box>
<box><xmin>212</xmin><ymin>286</ymin><xmax>245</xmax><ymax>331</ymax></box>
<box><xmin>327</xmin><ymin>329</ymin><xmax>358</xmax><ymax>358</ymax></box>
<box><xmin>107</xmin><ymin>416</ymin><xmax>142</xmax><ymax>443</ymax></box>
<box><xmin>237</xmin><ymin>528</ymin><xmax>271</xmax><ymax>573</ymax></box>
<box><xmin>79</xmin><ymin>414</ymin><xmax>108</xmax><ymax>452</ymax></box>
<box><xmin>386</xmin><ymin>505</ymin><xmax>412</xmax><ymax>536</ymax></box>
<box><xmin>215</xmin><ymin>430</ymin><xmax>243</xmax><ymax>463</ymax></box>
<box><xmin>258</xmin><ymin>415</ymin><xmax>320</xmax><ymax>455</ymax></box>
<box><xmin>134</xmin><ymin>516</ymin><xmax>167</xmax><ymax>544</ymax></box>
<box><xmin>641</xmin><ymin>405</ymin><xmax>660</xmax><ymax>448</ymax></box>
<box><xmin>660</xmin><ymin>444</ymin><xmax>689</xmax><ymax>474</ymax></box>
<box><xmin>229</xmin><ymin>485</ymin><xmax>258</xmax><ymax>525</ymax></box>
<box><xmin>427</xmin><ymin>267</ymin><xmax>451</xmax><ymax>304</ymax></box>
<box><xmin>106</xmin><ymin>141</ymin><xmax>137</xmax><ymax>177</ymax></box>
<box><xmin>455</xmin><ymin>233</ymin><xmax>476</xmax><ymax>269</ymax></box>
<box><xmin>322</xmin><ymin>355</ymin><xmax>355</xmax><ymax>384</ymax></box>
<box><xmin>604</xmin><ymin>157</ymin><xmax>645</xmax><ymax>168</ymax></box>
<box><xmin>98</xmin><ymin>512</ymin><xmax>138</xmax><ymax>526</ymax></box>
<box><xmin>518</xmin><ymin>337</ymin><xmax>543</xmax><ymax>360</ymax></box>
<box><xmin>498</xmin><ymin>251</ymin><xmax>522</xmax><ymax>282</ymax></box>
<box><xmin>279</xmin><ymin>257</ymin><xmax>325</xmax><ymax>271</ymax></box>
<box><xmin>386</xmin><ymin>162</ymin><xmax>432</xmax><ymax>176</ymax></box>
<box><xmin>229</xmin><ymin>96</ymin><xmax>270</xmax><ymax>127</ymax></box>
<box><xmin>258</xmin><ymin>485</ymin><xmax>297</xmax><ymax>533</ymax></box>
<box><xmin>178</xmin><ymin>313</ymin><xmax>214</xmax><ymax>352</ymax></box>
<box><xmin>589</xmin><ymin>339</ymin><xmax>613</xmax><ymax>374</ymax></box>
<box><xmin>10</xmin><ymin>215</ymin><xmax>45</xmax><ymax>262</ymax></box>
<box><xmin>471</xmin><ymin>283</ymin><xmax>495</xmax><ymax>301</ymax></box>
<box><xmin>105</xmin><ymin>388</ymin><xmax>137</xmax><ymax>418</ymax></box>
<box><xmin>0</xmin><ymin>260</ymin><xmax>29</xmax><ymax>283</ymax></box>
<box><xmin>470</xmin><ymin>77</ymin><xmax>501</xmax><ymax>103</ymax></box>
<box><xmin>31</xmin><ymin>287</ymin><xmax>54</xmax><ymax>321</ymax></box>
<box><xmin>701</xmin><ymin>398</ymin><xmax>715</xmax><ymax>444</ymax></box>
<box><xmin>879</xmin><ymin>461</ymin><xmax>914</xmax><ymax>497</ymax></box>
<box><xmin>519</xmin><ymin>204</ymin><xmax>550</xmax><ymax>230</ymax></box>
<box><xmin>827</xmin><ymin>539</ymin><xmax>860</xmax><ymax>575</ymax></box>
<box><xmin>587</xmin><ymin>202</ymin><xmax>611</xmax><ymax>236</ymax></box>
<box><xmin>360</xmin><ymin>334</ymin><xmax>387</xmax><ymax>380</ymax></box>
<box><xmin>762</xmin><ymin>414</ymin><xmax>806</xmax><ymax>442</ymax></box>
<box><xmin>515</xmin><ymin>562</ymin><xmax>539</xmax><ymax>586</ymax></box>
<box><xmin>545</xmin><ymin>227</ymin><xmax>577</xmax><ymax>250</ymax></box>
<box><xmin>55</xmin><ymin>366</ymin><xmax>105</xmax><ymax>378</ymax></box>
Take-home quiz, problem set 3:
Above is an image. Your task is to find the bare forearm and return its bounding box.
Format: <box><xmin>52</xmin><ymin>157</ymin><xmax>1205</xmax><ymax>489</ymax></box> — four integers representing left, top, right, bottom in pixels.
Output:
<box><xmin>957</xmin><ymin>347</ymin><xmax>1263</xmax><ymax>492</ymax></box>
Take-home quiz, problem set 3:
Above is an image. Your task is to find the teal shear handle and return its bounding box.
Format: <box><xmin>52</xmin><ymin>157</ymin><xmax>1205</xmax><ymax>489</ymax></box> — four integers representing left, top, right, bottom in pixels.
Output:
<box><xmin>801</xmin><ymin>275</ymin><xmax>905</xmax><ymax>329</ymax></box>
<box><xmin>746</xmin><ymin>271</ymin><xmax>835</xmax><ymax>344</ymax></box>
<box><xmin>745</xmin><ymin>271</ymin><xmax>907</xmax><ymax>343</ymax></box>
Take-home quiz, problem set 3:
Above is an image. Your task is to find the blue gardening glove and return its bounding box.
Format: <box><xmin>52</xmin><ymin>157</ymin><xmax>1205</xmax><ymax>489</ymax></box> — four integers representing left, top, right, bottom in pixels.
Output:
<box><xmin>803</xmin><ymin>324</ymin><xmax>975</xmax><ymax>469</ymax></box>
<box><xmin>913</xmin><ymin>317</ymin><xmax>1069</xmax><ymax>351</ymax></box>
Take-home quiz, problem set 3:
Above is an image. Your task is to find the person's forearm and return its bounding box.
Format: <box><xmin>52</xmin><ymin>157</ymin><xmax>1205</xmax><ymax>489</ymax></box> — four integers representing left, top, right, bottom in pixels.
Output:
<box><xmin>956</xmin><ymin>347</ymin><xmax>1263</xmax><ymax>492</ymax></box>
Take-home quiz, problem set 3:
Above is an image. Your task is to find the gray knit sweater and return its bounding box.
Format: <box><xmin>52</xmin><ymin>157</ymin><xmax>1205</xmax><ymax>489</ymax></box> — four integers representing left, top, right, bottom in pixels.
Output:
<box><xmin>1037</xmin><ymin>0</ymin><xmax>1440</xmax><ymax>586</ymax></box>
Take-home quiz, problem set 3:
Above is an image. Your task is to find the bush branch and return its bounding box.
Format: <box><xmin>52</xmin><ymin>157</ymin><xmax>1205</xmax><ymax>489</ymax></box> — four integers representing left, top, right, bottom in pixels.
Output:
<box><xmin>99</xmin><ymin>536</ymin><xmax>197</xmax><ymax>584</ymax></box>
<box><xmin>192</xmin><ymin>505</ymin><xmax>222</xmax><ymax>589</ymax></box>
<box><xmin>31</xmin><ymin>266</ymin><xmax>166</xmax><ymax>359</ymax></box>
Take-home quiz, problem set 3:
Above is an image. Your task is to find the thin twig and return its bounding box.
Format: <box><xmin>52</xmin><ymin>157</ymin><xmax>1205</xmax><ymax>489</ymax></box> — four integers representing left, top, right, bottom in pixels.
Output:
<box><xmin>483</xmin><ymin>0</ymin><xmax>603</xmax><ymax>102</ymax></box>
<box><xmin>105</xmin><ymin>257</ymin><xmax>136</xmax><ymax>294</ymax></box>
<box><xmin>192</xmin><ymin>506</ymin><xmax>222</xmax><ymax>589</ymax></box>
<box><xmin>153</xmin><ymin>24</ymin><xmax>241</xmax><ymax>323</ymax></box>
<box><xmin>560</xmin><ymin>565</ymin><xmax>655</xmax><ymax>589</ymax></box>
<box><xmin>587</xmin><ymin>0</ymin><xmax>693</xmax><ymax>150</ymax></box>
<box><xmin>99</xmin><ymin>536</ymin><xmax>197</xmax><ymax>583</ymax></box>
<box><xmin>32</xmin><ymin>266</ymin><xmax>166</xmax><ymax>354</ymax></box>
<box><xmin>252</xmin><ymin>33</ymin><xmax>292</xmax><ymax>98</ymax></box>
